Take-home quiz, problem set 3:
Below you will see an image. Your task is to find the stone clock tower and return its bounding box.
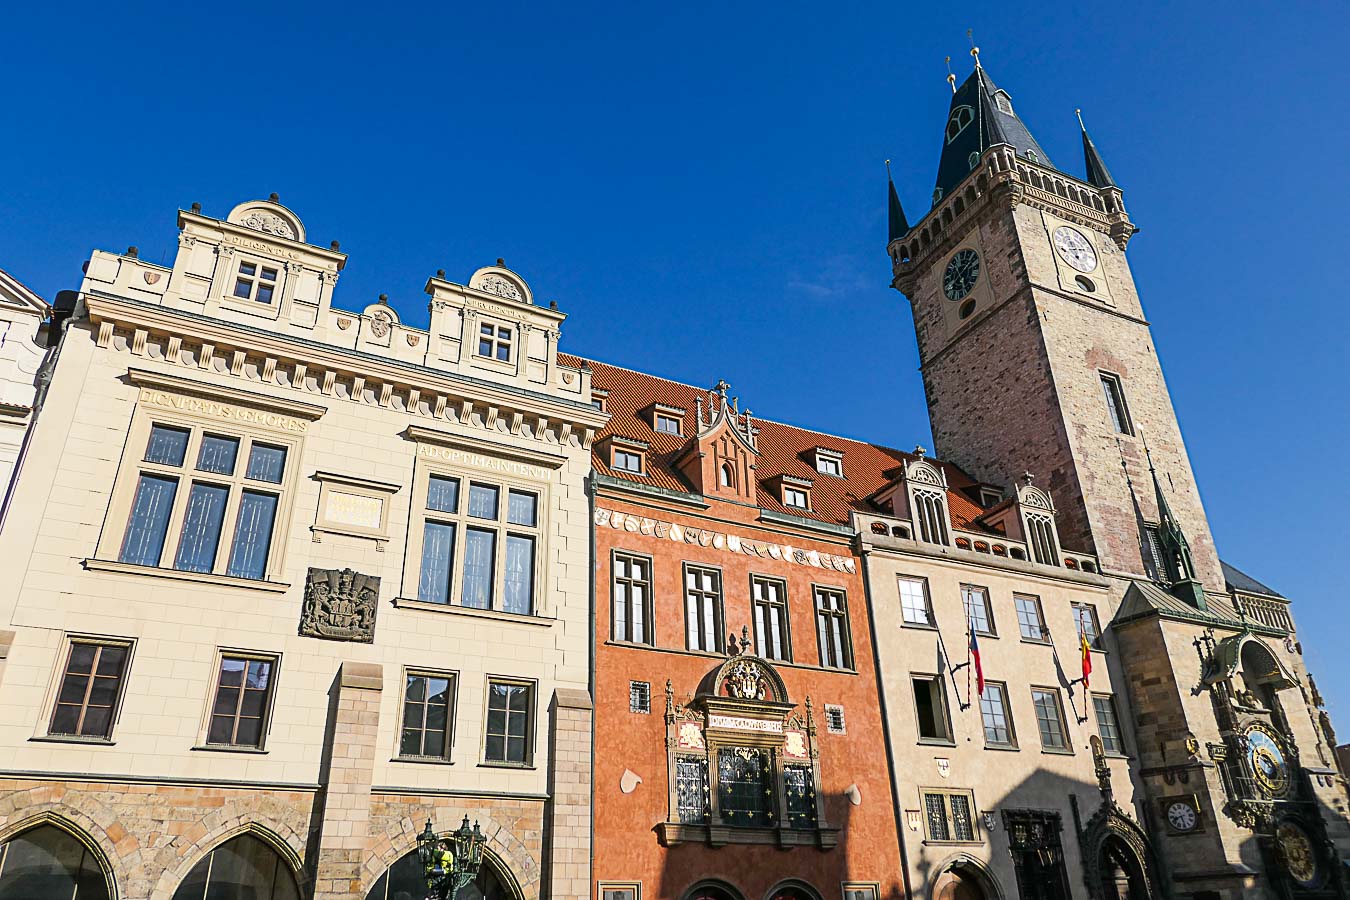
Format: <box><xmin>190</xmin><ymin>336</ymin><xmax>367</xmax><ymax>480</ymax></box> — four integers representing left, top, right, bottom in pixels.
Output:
<box><xmin>887</xmin><ymin>55</ymin><xmax>1350</xmax><ymax>900</ymax></box>
<box><xmin>886</xmin><ymin>55</ymin><xmax>1223</xmax><ymax>591</ymax></box>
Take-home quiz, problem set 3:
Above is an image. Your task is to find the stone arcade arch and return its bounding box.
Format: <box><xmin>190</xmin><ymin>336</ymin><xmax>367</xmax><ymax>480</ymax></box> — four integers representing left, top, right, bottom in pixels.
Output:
<box><xmin>364</xmin><ymin>847</ymin><xmax>522</xmax><ymax>900</ymax></box>
<box><xmin>169</xmin><ymin>831</ymin><xmax>302</xmax><ymax>900</ymax></box>
<box><xmin>764</xmin><ymin>879</ymin><xmax>825</xmax><ymax>900</ymax></box>
<box><xmin>928</xmin><ymin>854</ymin><xmax>1003</xmax><ymax>900</ymax></box>
<box><xmin>0</xmin><ymin>816</ymin><xmax>116</xmax><ymax>900</ymax></box>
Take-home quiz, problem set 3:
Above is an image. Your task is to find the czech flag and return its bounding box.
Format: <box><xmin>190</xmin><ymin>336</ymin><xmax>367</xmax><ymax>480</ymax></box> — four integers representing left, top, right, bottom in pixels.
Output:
<box><xmin>969</xmin><ymin>629</ymin><xmax>985</xmax><ymax>697</ymax></box>
<box><xmin>1080</xmin><ymin>633</ymin><xmax>1093</xmax><ymax>688</ymax></box>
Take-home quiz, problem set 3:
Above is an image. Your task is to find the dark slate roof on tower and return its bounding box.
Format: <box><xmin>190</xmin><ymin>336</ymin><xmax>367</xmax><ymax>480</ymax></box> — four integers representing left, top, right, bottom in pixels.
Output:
<box><xmin>1221</xmin><ymin>561</ymin><xmax>1285</xmax><ymax>599</ymax></box>
<box><xmin>933</xmin><ymin>64</ymin><xmax>1053</xmax><ymax>204</ymax></box>
<box><xmin>1080</xmin><ymin>118</ymin><xmax>1118</xmax><ymax>189</ymax></box>
<box><xmin>888</xmin><ymin>176</ymin><xmax>910</xmax><ymax>242</ymax></box>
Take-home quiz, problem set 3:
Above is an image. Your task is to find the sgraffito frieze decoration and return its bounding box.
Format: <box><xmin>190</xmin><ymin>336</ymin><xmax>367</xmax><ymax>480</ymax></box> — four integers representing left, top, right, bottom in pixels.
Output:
<box><xmin>594</xmin><ymin>507</ymin><xmax>855</xmax><ymax>574</ymax></box>
<box><xmin>300</xmin><ymin>567</ymin><xmax>379</xmax><ymax>642</ymax></box>
<box><xmin>239</xmin><ymin>210</ymin><xmax>296</xmax><ymax>239</ymax></box>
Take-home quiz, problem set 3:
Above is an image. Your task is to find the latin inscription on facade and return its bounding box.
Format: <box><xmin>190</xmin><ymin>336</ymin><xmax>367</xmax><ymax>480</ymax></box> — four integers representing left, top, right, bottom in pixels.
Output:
<box><xmin>138</xmin><ymin>388</ymin><xmax>309</xmax><ymax>433</ymax></box>
<box><xmin>418</xmin><ymin>443</ymin><xmax>549</xmax><ymax>481</ymax></box>
<box><xmin>324</xmin><ymin>490</ymin><xmax>383</xmax><ymax>529</ymax></box>
<box><xmin>299</xmin><ymin>567</ymin><xmax>378</xmax><ymax>643</ymax></box>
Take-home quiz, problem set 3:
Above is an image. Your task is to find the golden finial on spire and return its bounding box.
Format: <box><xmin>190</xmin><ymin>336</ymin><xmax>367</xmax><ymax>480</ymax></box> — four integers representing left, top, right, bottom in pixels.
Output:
<box><xmin>968</xmin><ymin>28</ymin><xmax>981</xmax><ymax>67</ymax></box>
<box><xmin>885</xmin><ymin>159</ymin><xmax>893</xmax><ymax>179</ymax></box>
<box><xmin>1075</xmin><ymin>107</ymin><xmax>1086</xmax><ymax>130</ymax></box>
<box><xmin>945</xmin><ymin>56</ymin><xmax>956</xmax><ymax>93</ymax></box>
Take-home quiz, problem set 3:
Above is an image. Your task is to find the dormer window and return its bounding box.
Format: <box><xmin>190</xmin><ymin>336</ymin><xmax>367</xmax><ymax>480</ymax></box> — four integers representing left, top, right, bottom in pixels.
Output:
<box><xmin>613</xmin><ymin>449</ymin><xmax>643</xmax><ymax>474</ymax></box>
<box><xmin>1025</xmin><ymin>149</ymin><xmax>1040</xmax><ymax>163</ymax></box>
<box><xmin>783</xmin><ymin>486</ymin><xmax>809</xmax><ymax>510</ymax></box>
<box><xmin>994</xmin><ymin>91</ymin><xmax>1013</xmax><ymax>115</ymax></box>
<box><xmin>648</xmin><ymin>403</ymin><xmax>685</xmax><ymax>437</ymax></box>
<box><xmin>813</xmin><ymin>448</ymin><xmax>844</xmax><ymax>478</ymax></box>
<box><xmin>946</xmin><ymin>106</ymin><xmax>974</xmax><ymax>143</ymax></box>
<box><xmin>979</xmin><ymin>487</ymin><xmax>1004</xmax><ymax>508</ymax></box>
<box><xmin>233</xmin><ymin>261</ymin><xmax>278</xmax><ymax>305</ymax></box>
<box><xmin>655</xmin><ymin>414</ymin><xmax>681</xmax><ymax>436</ymax></box>
<box><xmin>591</xmin><ymin>389</ymin><xmax>608</xmax><ymax>412</ymax></box>
<box><xmin>477</xmin><ymin>322</ymin><xmax>512</xmax><ymax>362</ymax></box>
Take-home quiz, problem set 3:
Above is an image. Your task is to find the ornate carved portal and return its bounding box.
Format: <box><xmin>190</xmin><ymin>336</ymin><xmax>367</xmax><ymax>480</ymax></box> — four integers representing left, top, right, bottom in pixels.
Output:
<box><xmin>658</xmin><ymin>643</ymin><xmax>837</xmax><ymax>849</ymax></box>
<box><xmin>299</xmin><ymin>567</ymin><xmax>379</xmax><ymax>642</ymax></box>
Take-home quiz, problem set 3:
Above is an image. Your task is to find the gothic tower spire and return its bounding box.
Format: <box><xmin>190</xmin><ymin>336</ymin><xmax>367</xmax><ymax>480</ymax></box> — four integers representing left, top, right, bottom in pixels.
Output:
<box><xmin>1147</xmin><ymin>444</ymin><xmax>1207</xmax><ymax>609</ymax></box>
<box><xmin>1076</xmin><ymin>109</ymin><xmax>1118</xmax><ymax>189</ymax></box>
<box><xmin>887</xmin><ymin>162</ymin><xmax>910</xmax><ymax>244</ymax></box>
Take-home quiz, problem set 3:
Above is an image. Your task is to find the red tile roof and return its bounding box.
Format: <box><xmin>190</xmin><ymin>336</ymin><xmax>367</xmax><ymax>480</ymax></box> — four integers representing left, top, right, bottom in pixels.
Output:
<box><xmin>562</xmin><ymin>354</ymin><xmax>989</xmax><ymax>531</ymax></box>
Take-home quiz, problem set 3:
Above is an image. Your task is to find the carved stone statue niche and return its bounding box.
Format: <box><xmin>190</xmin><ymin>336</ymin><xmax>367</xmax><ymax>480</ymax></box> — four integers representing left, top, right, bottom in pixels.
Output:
<box><xmin>299</xmin><ymin>567</ymin><xmax>379</xmax><ymax>642</ymax></box>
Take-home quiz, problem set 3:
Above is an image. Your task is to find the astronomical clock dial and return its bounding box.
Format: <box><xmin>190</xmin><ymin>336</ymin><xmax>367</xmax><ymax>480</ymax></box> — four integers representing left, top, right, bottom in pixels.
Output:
<box><xmin>1052</xmin><ymin>225</ymin><xmax>1098</xmax><ymax>273</ymax></box>
<box><xmin>1245</xmin><ymin>724</ymin><xmax>1291</xmax><ymax>798</ymax></box>
<box><xmin>943</xmin><ymin>249</ymin><xmax>981</xmax><ymax>300</ymax></box>
<box><xmin>1166</xmin><ymin>801</ymin><xmax>1199</xmax><ymax>833</ymax></box>
<box><xmin>1276</xmin><ymin>822</ymin><xmax>1320</xmax><ymax>888</ymax></box>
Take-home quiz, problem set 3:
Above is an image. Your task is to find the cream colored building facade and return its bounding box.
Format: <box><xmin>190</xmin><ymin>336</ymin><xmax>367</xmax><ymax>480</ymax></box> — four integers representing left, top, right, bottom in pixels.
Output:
<box><xmin>0</xmin><ymin>266</ymin><xmax>50</xmax><ymax>501</ymax></box>
<box><xmin>0</xmin><ymin>197</ymin><xmax>604</xmax><ymax>900</ymax></box>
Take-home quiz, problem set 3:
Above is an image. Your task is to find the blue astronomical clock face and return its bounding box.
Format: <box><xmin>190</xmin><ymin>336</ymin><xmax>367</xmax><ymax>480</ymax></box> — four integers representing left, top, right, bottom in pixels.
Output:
<box><xmin>943</xmin><ymin>249</ymin><xmax>981</xmax><ymax>301</ymax></box>
<box><xmin>1246</xmin><ymin>726</ymin><xmax>1290</xmax><ymax>797</ymax></box>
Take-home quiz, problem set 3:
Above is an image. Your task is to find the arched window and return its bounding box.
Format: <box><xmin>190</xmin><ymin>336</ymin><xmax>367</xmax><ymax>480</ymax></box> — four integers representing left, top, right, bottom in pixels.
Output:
<box><xmin>1025</xmin><ymin>149</ymin><xmax>1039</xmax><ymax>163</ymax></box>
<box><xmin>366</xmin><ymin>849</ymin><xmax>516</xmax><ymax>900</ymax></box>
<box><xmin>946</xmin><ymin>106</ymin><xmax>974</xmax><ymax>143</ymax></box>
<box><xmin>172</xmin><ymin>833</ymin><xmax>299</xmax><ymax>900</ymax></box>
<box><xmin>719</xmin><ymin>463</ymin><xmax>734</xmax><ymax>489</ymax></box>
<box><xmin>683</xmin><ymin>880</ymin><xmax>744</xmax><ymax>900</ymax></box>
<box><xmin>0</xmin><ymin>824</ymin><xmax>110</xmax><ymax>900</ymax></box>
<box><xmin>766</xmin><ymin>880</ymin><xmax>823</xmax><ymax>900</ymax></box>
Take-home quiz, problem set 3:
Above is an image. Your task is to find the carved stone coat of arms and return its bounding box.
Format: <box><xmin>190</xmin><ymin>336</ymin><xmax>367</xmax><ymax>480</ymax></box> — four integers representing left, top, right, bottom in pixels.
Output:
<box><xmin>299</xmin><ymin>567</ymin><xmax>379</xmax><ymax>642</ymax></box>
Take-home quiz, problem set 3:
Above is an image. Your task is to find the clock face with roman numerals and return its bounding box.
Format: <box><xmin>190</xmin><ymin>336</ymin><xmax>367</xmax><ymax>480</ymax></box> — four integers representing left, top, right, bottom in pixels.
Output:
<box><xmin>1053</xmin><ymin>226</ymin><xmax>1098</xmax><ymax>273</ymax></box>
<box><xmin>1167</xmin><ymin>801</ymin><xmax>1198</xmax><ymax>832</ymax></box>
<box><xmin>943</xmin><ymin>249</ymin><xmax>981</xmax><ymax>301</ymax></box>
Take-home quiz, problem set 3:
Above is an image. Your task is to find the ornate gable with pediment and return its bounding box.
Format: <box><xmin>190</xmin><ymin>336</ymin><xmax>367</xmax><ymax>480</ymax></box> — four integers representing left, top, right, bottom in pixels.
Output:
<box><xmin>675</xmin><ymin>381</ymin><xmax>759</xmax><ymax>502</ymax></box>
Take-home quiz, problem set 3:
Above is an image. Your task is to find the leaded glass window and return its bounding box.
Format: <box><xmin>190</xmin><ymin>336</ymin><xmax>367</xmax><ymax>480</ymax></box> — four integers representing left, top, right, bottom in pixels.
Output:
<box><xmin>676</xmin><ymin>757</ymin><xmax>709</xmax><ymax>824</ymax></box>
<box><xmin>923</xmin><ymin>790</ymin><xmax>979</xmax><ymax>843</ymax></box>
<box><xmin>784</xmin><ymin>765</ymin><xmax>816</xmax><ymax>829</ymax></box>
<box><xmin>685</xmin><ymin>566</ymin><xmax>722</xmax><ymax>652</ymax></box>
<box><xmin>718</xmin><ymin>747</ymin><xmax>774</xmax><ymax>827</ymax></box>
<box><xmin>414</xmin><ymin>471</ymin><xmax>542</xmax><ymax>614</ymax></box>
<box><xmin>118</xmin><ymin>424</ymin><xmax>287</xmax><ymax>580</ymax></box>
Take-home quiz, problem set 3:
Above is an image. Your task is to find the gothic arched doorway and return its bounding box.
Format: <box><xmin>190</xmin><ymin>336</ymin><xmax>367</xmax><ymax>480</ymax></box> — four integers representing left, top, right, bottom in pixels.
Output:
<box><xmin>365</xmin><ymin>849</ymin><xmax>520</xmax><ymax>900</ymax></box>
<box><xmin>931</xmin><ymin>860</ymin><xmax>998</xmax><ymax>900</ymax></box>
<box><xmin>1098</xmin><ymin>835</ymin><xmax>1150</xmax><ymax>900</ymax></box>
<box><xmin>171</xmin><ymin>833</ymin><xmax>300</xmax><ymax>900</ymax></box>
<box><xmin>0</xmin><ymin>823</ymin><xmax>112</xmax><ymax>900</ymax></box>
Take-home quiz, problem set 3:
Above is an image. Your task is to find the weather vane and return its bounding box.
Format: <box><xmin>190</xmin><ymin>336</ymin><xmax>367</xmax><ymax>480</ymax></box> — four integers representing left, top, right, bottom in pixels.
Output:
<box><xmin>945</xmin><ymin>55</ymin><xmax>956</xmax><ymax>93</ymax></box>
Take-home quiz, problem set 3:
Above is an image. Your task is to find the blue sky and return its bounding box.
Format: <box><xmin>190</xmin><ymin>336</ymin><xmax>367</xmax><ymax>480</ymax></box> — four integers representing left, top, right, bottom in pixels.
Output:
<box><xmin>4</xmin><ymin>2</ymin><xmax>1348</xmax><ymax>718</ymax></box>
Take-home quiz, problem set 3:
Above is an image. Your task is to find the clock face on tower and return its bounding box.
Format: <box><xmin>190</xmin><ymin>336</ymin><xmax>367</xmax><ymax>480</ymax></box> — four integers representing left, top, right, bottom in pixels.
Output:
<box><xmin>943</xmin><ymin>249</ymin><xmax>981</xmax><ymax>300</ymax></box>
<box><xmin>1052</xmin><ymin>226</ymin><xmax>1098</xmax><ymax>273</ymax></box>
<box><xmin>1245</xmin><ymin>724</ymin><xmax>1291</xmax><ymax>798</ymax></box>
<box><xmin>1166</xmin><ymin>801</ymin><xmax>1198</xmax><ymax>833</ymax></box>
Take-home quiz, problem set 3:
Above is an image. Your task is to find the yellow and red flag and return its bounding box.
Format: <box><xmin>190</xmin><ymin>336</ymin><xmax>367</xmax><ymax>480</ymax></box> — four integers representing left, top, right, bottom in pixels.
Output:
<box><xmin>1080</xmin><ymin>633</ymin><xmax>1093</xmax><ymax>688</ymax></box>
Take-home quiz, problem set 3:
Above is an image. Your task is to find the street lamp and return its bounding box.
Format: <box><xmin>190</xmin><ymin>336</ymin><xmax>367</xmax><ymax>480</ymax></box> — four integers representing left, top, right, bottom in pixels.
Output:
<box><xmin>417</xmin><ymin>815</ymin><xmax>486</xmax><ymax>900</ymax></box>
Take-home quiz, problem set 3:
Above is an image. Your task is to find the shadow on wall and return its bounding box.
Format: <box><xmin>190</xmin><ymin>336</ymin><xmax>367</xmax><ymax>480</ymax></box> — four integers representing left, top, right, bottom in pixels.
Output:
<box><xmin>653</xmin><ymin>791</ymin><xmax>870</xmax><ymax>900</ymax></box>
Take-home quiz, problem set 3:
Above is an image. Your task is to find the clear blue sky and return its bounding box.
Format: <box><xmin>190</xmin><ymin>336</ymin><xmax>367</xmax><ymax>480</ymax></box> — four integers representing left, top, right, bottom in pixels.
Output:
<box><xmin>4</xmin><ymin>3</ymin><xmax>1348</xmax><ymax>720</ymax></box>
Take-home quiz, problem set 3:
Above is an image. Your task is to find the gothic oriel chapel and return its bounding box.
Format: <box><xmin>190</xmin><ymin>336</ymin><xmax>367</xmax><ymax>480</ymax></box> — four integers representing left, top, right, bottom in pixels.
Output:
<box><xmin>0</xmin><ymin>48</ymin><xmax>1346</xmax><ymax>900</ymax></box>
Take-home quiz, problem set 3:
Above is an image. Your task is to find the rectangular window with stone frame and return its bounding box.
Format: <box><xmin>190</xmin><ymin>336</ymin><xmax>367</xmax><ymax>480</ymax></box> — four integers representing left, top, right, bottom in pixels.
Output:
<box><xmin>899</xmin><ymin>576</ymin><xmax>935</xmax><ymax>627</ymax></box>
<box><xmin>1099</xmin><ymin>371</ymin><xmax>1134</xmax><ymax>435</ymax></box>
<box><xmin>232</xmin><ymin>259</ymin><xmax>279</xmax><ymax>305</ymax></box>
<box><xmin>205</xmin><ymin>651</ymin><xmax>279</xmax><ymax>750</ymax></box>
<box><xmin>962</xmin><ymin>584</ymin><xmax>995</xmax><ymax>636</ymax></box>
<box><xmin>1014</xmin><ymin>594</ymin><xmax>1049</xmax><ymax>643</ymax></box>
<box><xmin>483</xmin><ymin>678</ymin><xmax>534</xmax><ymax>766</ymax></box>
<box><xmin>814</xmin><ymin>586</ymin><xmax>852</xmax><ymax>669</ymax></box>
<box><xmin>684</xmin><ymin>565</ymin><xmax>724</xmax><ymax>653</ymax></box>
<box><xmin>399</xmin><ymin>670</ymin><xmax>456</xmax><ymax>761</ymax></box>
<box><xmin>412</xmin><ymin>471</ymin><xmax>543</xmax><ymax>616</ymax></box>
<box><xmin>1031</xmin><ymin>687</ymin><xmax>1071</xmax><ymax>752</ymax></box>
<box><xmin>116</xmin><ymin>423</ymin><xmax>290</xmax><ymax>581</ymax></box>
<box><xmin>1093</xmin><ymin>694</ymin><xmax>1125</xmax><ymax>756</ymax></box>
<box><xmin>48</xmin><ymin>638</ymin><xmax>133</xmax><ymax>741</ymax></box>
<box><xmin>477</xmin><ymin>321</ymin><xmax>513</xmax><ymax>361</ymax></box>
<box><xmin>751</xmin><ymin>575</ymin><xmax>791</xmax><ymax>662</ymax></box>
<box><xmin>913</xmin><ymin>674</ymin><xmax>954</xmax><ymax>743</ymax></box>
<box><xmin>1073</xmin><ymin>603</ymin><xmax>1102</xmax><ymax>649</ymax></box>
<box><xmin>922</xmin><ymin>789</ymin><xmax>979</xmax><ymax>842</ymax></box>
<box><xmin>613</xmin><ymin>552</ymin><xmax>654</xmax><ymax>644</ymax></box>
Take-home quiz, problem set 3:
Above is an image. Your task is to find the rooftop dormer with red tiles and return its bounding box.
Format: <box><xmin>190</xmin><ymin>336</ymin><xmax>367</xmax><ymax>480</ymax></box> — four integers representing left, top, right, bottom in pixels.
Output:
<box><xmin>673</xmin><ymin>380</ymin><xmax>758</xmax><ymax>504</ymax></box>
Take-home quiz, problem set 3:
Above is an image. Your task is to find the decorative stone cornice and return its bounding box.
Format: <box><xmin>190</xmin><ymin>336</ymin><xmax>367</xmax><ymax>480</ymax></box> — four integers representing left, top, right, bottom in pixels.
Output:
<box><xmin>83</xmin><ymin>292</ymin><xmax>606</xmax><ymax>449</ymax></box>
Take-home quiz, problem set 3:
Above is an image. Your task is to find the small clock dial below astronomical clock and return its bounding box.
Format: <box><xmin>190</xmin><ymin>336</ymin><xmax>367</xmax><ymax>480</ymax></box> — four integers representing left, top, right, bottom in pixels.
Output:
<box><xmin>1052</xmin><ymin>226</ymin><xmax>1098</xmax><ymax>273</ymax></box>
<box><xmin>1166</xmin><ymin>801</ymin><xmax>1198</xmax><ymax>833</ymax></box>
<box><xmin>1276</xmin><ymin>822</ymin><xmax>1319</xmax><ymax>887</ymax></box>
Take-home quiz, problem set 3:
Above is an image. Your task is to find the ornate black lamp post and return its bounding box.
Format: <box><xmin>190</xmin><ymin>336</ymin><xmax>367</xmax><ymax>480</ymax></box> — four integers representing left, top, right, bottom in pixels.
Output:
<box><xmin>417</xmin><ymin>815</ymin><xmax>486</xmax><ymax>900</ymax></box>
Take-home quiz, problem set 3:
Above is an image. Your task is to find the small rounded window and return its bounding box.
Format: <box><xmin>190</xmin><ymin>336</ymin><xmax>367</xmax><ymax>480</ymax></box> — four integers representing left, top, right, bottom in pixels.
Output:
<box><xmin>1025</xmin><ymin>149</ymin><xmax>1039</xmax><ymax>163</ymax></box>
<box><xmin>968</xmin><ymin>151</ymin><xmax>980</xmax><ymax>171</ymax></box>
<box><xmin>1075</xmin><ymin>275</ymin><xmax>1096</xmax><ymax>292</ymax></box>
<box><xmin>719</xmin><ymin>463</ymin><xmax>733</xmax><ymax>488</ymax></box>
<box><xmin>959</xmin><ymin>298</ymin><xmax>977</xmax><ymax>319</ymax></box>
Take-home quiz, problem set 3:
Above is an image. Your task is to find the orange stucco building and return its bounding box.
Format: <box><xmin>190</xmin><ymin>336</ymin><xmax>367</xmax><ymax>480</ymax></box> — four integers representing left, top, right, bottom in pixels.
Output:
<box><xmin>574</xmin><ymin>358</ymin><xmax>949</xmax><ymax>900</ymax></box>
